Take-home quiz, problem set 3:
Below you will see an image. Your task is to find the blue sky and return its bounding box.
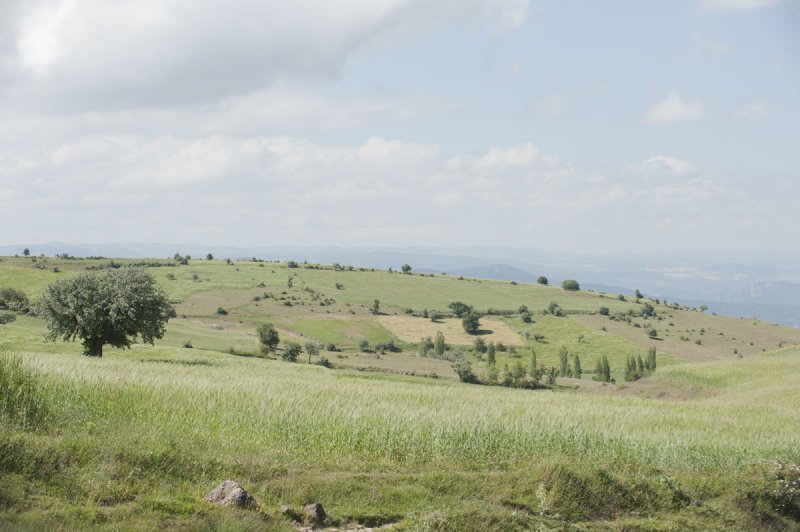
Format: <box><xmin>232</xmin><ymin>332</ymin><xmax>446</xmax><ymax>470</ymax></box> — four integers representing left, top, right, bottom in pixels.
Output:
<box><xmin>0</xmin><ymin>0</ymin><xmax>797</xmax><ymax>253</ymax></box>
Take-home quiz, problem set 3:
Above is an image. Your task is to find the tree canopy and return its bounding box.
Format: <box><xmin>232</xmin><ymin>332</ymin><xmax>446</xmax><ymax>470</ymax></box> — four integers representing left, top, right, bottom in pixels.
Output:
<box><xmin>36</xmin><ymin>268</ymin><xmax>173</xmax><ymax>357</ymax></box>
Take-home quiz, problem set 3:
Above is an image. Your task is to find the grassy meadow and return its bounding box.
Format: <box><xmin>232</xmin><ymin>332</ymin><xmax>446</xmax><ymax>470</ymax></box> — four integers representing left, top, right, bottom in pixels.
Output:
<box><xmin>2</xmin><ymin>255</ymin><xmax>800</xmax><ymax>530</ymax></box>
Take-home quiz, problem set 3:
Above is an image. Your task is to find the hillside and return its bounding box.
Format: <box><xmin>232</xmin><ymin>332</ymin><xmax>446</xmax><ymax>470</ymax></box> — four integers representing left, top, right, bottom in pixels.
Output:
<box><xmin>2</xmin><ymin>255</ymin><xmax>800</xmax><ymax>529</ymax></box>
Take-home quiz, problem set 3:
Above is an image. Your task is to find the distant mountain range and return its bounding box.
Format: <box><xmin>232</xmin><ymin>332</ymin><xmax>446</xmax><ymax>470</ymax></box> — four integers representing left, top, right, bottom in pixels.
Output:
<box><xmin>2</xmin><ymin>242</ymin><xmax>799</xmax><ymax>327</ymax></box>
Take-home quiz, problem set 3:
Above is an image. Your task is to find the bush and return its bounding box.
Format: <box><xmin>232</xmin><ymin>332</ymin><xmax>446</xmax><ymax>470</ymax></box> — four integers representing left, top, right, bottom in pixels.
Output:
<box><xmin>520</xmin><ymin>311</ymin><xmax>533</xmax><ymax>323</ymax></box>
<box><xmin>453</xmin><ymin>361</ymin><xmax>479</xmax><ymax>384</ymax></box>
<box><xmin>0</xmin><ymin>288</ymin><xmax>29</xmax><ymax>312</ymax></box>
<box><xmin>282</xmin><ymin>342</ymin><xmax>302</xmax><ymax>362</ymax></box>
<box><xmin>598</xmin><ymin>306</ymin><xmax>610</xmax><ymax>316</ymax></box>
<box><xmin>217</xmin><ymin>307</ymin><xmax>228</xmax><ymax>315</ymax></box>
<box><xmin>359</xmin><ymin>340</ymin><xmax>370</xmax><ymax>352</ymax></box>
<box><xmin>0</xmin><ymin>312</ymin><xmax>16</xmax><ymax>325</ymax></box>
<box><xmin>561</xmin><ymin>279</ymin><xmax>580</xmax><ymax>291</ymax></box>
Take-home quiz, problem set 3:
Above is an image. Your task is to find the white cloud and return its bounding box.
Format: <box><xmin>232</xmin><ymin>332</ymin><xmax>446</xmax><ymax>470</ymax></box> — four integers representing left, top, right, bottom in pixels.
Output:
<box><xmin>732</xmin><ymin>98</ymin><xmax>769</xmax><ymax>121</ymax></box>
<box><xmin>643</xmin><ymin>91</ymin><xmax>705</xmax><ymax>125</ymax></box>
<box><xmin>697</xmin><ymin>0</ymin><xmax>780</xmax><ymax>12</ymax></box>
<box><xmin>2</xmin><ymin>0</ymin><xmax>530</xmax><ymax>110</ymax></box>
<box><xmin>637</xmin><ymin>156</ymin><xmax>697</xmax><ymax>176</ymax></box>
<box><xmin>0</xmin><ymin>134</ymin><xmax>770</xmax><ymax>251</ymax></box>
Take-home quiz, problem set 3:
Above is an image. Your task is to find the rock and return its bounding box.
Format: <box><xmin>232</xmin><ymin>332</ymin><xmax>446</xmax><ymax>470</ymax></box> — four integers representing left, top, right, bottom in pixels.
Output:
<box><xmin>303</xmin><ymin>502</ymin><xmax>326</xmax><ymax>523</ymax></box>
<box><xmin>279</xmin><ymin>503</ymin><xmax>292</xmax><ymax>514</ymax></box>
<box><xmin>204</xmin><ymin>480</ymin><xmax>255</xmax><ymax>509</ymax></box>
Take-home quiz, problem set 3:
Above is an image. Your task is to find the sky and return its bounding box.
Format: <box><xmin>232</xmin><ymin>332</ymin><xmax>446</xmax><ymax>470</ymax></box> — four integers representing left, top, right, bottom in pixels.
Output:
<box><xmin>0</xmin><ymin>0</ymin><xmax>798</xmax><ymax>254</ymax></box>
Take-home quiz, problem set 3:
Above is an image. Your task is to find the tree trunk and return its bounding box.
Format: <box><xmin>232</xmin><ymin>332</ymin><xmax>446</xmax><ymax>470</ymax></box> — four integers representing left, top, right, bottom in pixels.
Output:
<box><xmin>84</xmin><ymin>338</ymin><xmax>104</xmax><ymax>357</ymax></box>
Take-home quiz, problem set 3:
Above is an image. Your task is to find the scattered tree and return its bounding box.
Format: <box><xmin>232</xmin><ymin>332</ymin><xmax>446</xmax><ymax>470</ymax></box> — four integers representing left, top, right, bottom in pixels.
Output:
<box><xmin>36</xmin><ymin>268</ymin><xmax>173</xmax><ymax>357</ymax></box>
<box><xmin>206</xmin><ymin>253</ymin><xmax>214</xmax><ymax>260</ymax></box>
<box><xmin>257</xmin><ymin>323</ymin><xmax>280</xmax><ymax>353</ymax></box>
<box><xmin>434</xmin><ymin>331</ymin><xmax>446</xmax><ymax>358</ymax></box>
<box><xmin>462</xmin><ymin>310</ymin><xmax>481</xmax><ymax>334</ymax></box>
<box><xmin>486</xmin><ymin>341</ymin><xmax>496</xmax><ymax>366</ymax></box>
<box><xmin>304</xmin><ymin>340</ymin><xmax>320</xmax><ymax>364</ymax></box>
<box><xmin>370</xmin><ymin>299</ymin><xmax>380</xmax><ymax>315</ymax></box>
<box><xmin>448</xmin><ymin>301</ymin><xmax>472</xmax><ymax>318</ymax></box>
<box><xmin>558</xmin><ymin>346</ymin><xmax>571</xmax><ymax>377</ymax></box>
<box><xmin>599</xmin><ymin>306</ymin><xmax>610</xmax><ymax>316</ymax></box>
<box><xmin>282</xmin><ymin>342</ymin><xmax>302</xmax><ymax>362</ymax></box>
<box><xmin>573</xmin><ymin>354</ymin><xmax>582</xmax><ymax>379</ymax></box>
<box><xmin>401</xmin><ymin>264</ymin><xmax>412</xmax><ymax>274</ymax></box>
<box><xmin>561</xmin><ymin>279</ymin><xmax>580</xmax><ymax>291</ymax></box>
<box><xmin>648</xmin><ymin>328</ymin><xmax>658</xmax><ymax>339</ymax></box>
<box><xmin>537</xmin><ymin>276</ymin><xmax>548</xmax><ymax>286</ymax></box>
<box><xmin>645</xmin><ymin>346</ymin><xmax>657</xmax><ymax>371</ymax></box>
<box><xmin>473</xmin><ymin>337</ymin><xmax>487</xmax><ymax>354</ymax></box>
<box><xmin>635</xmin><ymin>288</ymin><xmax>643</xmax><ymax>299</ymax></box>
<box><xmin>420</xmin><ymin>336</ymin><xmax>434</xmax><ymax>357</ymax></box>
<box><xmin>22</xmin><ymin>248</ymin><xmax>30</xmax><ymax>257</ymax></box>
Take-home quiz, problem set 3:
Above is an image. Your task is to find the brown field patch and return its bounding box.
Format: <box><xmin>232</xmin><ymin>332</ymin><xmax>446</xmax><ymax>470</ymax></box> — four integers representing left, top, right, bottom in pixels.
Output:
<box><xmin>377</xmin><ymin>315</ymin><xmax>524</xmax><ymax>346</ymax></box>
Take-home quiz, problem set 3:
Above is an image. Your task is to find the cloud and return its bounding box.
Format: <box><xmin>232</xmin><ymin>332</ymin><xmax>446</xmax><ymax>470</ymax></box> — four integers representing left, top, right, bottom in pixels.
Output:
<box><xmin>0</xmin><ymin>133</ymin><xmax>772</xmax><ymax>251</ymax></box>
<box><xmin>732</xmin><ymin>98</ymin><xmax>769</xmax><ymax>121</ymax></box>
<box><xmin>643</xmin><ymin>91</ymin><xmax>705</xmax><ymax>125</ymax></box>
<box><xmin>2</xmin><ymin>0</ymin><xmax>530</xmax><ymax>110</ymax></box>
<box><xmin>697</xmin><ymin>0</ymin><xmax>781</xmax><ymax>12</ymax></box>
<box><xmin>636</xmin><ymin>156</ymin><xmax>697</xmax><ymax>176</ymax></box>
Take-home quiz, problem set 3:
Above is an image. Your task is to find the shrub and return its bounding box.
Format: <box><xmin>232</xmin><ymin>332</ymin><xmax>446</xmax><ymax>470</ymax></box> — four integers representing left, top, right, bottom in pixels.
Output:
<box><xmin>599</xmin><ymin>306</ymin><xmax>610</xmax><ymax>316</ymax></box>
<box><xmin>359</xmin><ymin>340</ymin><xmax>370</xmax><ymax>352</ymax></box>
<box><xmin>452</xmin><ymin>361</ymin><xmax>478</xmax><ymax>384</ymax></box>
<box><xmin>520</xmin><ymin>311</ymin><xmax>533</xmax><ymax>323</ymax></box>
<box><xmin>0</xmin><ymin>288</ymin><xmax>29</xmax><ymax>312</ymax></box>
<box><xmin>287</xmin><ymin>260</ymin><xmax>299</xmax><ymax>268</ymax></box>
<box><xmin>561</xmin><ymin>279</ymin><xmax>580</xmax><ymax>291</ymax></box>
<box><xmin>217</xmin><ymin>307</ymin><xmax>228</xmax><ymax>315</ymax></box>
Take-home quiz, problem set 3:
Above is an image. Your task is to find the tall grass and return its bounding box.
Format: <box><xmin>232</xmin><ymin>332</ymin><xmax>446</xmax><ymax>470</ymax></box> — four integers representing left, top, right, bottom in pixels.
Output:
<box><xmin>0</xmin><ymin>352</ymin><xmax>47</xmax><ymax>430</ymax></box>
<box><xmin>13</xmin><ymin>346</ymin><xmax>800</xmax><ymax>471</ymax></box>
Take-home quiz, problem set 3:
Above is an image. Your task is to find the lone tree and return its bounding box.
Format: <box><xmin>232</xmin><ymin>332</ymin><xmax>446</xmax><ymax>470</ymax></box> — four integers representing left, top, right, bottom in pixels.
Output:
<box><xmin>462</xmin><ymin>310</ymin><xmax>481</xmax><ymax>334</ymax></box>
<box><xmin>401</xmin><ymin>264</ymin><xmax>412</xmax><ymax>274</ymax></box>
<box><xmin>22</xmin><ymin>248</ymin><xmax>30</xmax><ymax>257</ymax></box>
<box><xmin>537</xmin><ymin>276</ymin><xmax>548</xmax><ymax>286</ymax></box>
<box><xmin>36</xmin><ymin>268</ymin><xmax>173</xmax><ymax>357</ymax></box>
<box><xmin>257</xmin><ymin>323</ymin><xmax>280</xmax><ymax>353</ymax></box>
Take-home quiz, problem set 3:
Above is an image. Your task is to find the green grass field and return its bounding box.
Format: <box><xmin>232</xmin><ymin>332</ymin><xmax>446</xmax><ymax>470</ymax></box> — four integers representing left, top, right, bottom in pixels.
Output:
<box><xmin>2</xmin><ymin>256</ymin><xmax>800</xmax><ymax>530</ymax></box>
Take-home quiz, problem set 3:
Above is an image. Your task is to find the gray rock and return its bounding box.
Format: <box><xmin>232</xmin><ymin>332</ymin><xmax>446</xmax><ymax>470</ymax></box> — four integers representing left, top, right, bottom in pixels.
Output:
<box><xmin>303</xmin><ymin>502</ymin><xmax>326</xmax><ymax>523</ymax></box>
<box><xmin>279</xmin><ymin>503</ymin><xmax>292</xmax><ymax>513</ymax></box>
<box><xmin>204</xmin><ymin>480</ymin><xmax>255</xmax><ymax>509</ymax></box>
